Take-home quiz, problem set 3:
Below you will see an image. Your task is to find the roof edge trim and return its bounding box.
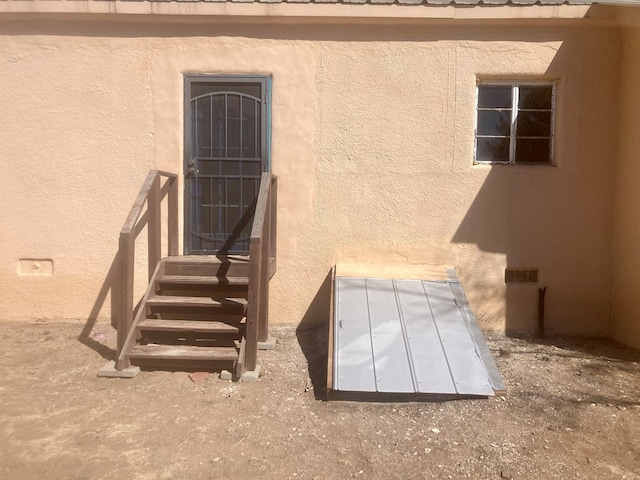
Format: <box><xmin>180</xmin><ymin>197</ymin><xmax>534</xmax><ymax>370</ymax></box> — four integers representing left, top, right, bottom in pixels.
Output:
<box><xmin>0</xmin><ymin>1</ymin><xmax>597</xmax><ymax>21</ymax></box>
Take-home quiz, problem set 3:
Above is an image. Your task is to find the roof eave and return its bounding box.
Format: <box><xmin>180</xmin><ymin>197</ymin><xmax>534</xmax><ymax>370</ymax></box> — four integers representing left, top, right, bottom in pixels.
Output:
<box><xmin>0</xmin><ymin>1</ymin><xmax>598</xmax><ymax>22</ymax></box>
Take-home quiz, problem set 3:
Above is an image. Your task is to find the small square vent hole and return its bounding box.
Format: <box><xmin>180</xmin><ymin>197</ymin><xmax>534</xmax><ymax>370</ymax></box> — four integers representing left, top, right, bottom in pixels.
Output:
<box><xmin>505</xmin><ymin>268</ymin><xmax>538</xmax><ymax>284</ymax></box>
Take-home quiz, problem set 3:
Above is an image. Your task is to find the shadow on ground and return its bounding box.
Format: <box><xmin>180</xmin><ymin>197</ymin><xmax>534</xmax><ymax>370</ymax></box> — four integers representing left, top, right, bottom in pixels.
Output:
<box><xmin>503</xmin><ymin>334</ymin><xmax>640</xmax><ymax>364</ymax></box>
<box><xmin>296</xmin><ymin>269</ymin><xmax>332</xmax><ymax>401</ymax></box>
<box><xmin>78</xmin><ymin>251</ymin><xmax>119</xmax><ymax>361</ymax></box>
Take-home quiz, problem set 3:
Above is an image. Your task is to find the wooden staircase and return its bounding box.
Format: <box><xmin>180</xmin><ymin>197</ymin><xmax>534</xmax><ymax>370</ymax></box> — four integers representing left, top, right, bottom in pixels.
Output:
<box><xmin>108</xmin><ymin>170</ymin><xmax>277</xmax><ymax>380</ymax></box>
<box><xmin>122</xmin><ymin>256</ymin><xmax>251</xmax><ymax>374</ymax></box>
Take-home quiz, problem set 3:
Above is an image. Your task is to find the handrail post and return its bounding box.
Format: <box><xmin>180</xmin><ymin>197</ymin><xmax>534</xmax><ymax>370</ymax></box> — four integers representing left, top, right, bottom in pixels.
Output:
<box><xmin>116</xmin><ymin>232</ymin><xmax>134</xmax><ymax>370</ymax></box>
<box><xmin>115</xmin><ymin>169</ymin><xmax>178</xmax><ymax>372</ymax></box>
<box><xmin>148</xmin><ymin>172</ymin><xmax>161</xmax><ymax>281</ymax></box>
<box><xmin>258</xmin><ymin>190</ymin><xmax>271</xmax><ymax>343</ymax></box>
<box><xmin>168</xmin><ymin>176</ymin><xmax>179</xmax><ymax>256</ymax></box>
<box><xmin>270</xmin><ymin>176</ymin><xmax>277</xmax><ymax>261</ymax></box>
<box><xmin>246</xmin><ymin>240</ymin><xmax>261</xmax><ymax>372</ymax></box>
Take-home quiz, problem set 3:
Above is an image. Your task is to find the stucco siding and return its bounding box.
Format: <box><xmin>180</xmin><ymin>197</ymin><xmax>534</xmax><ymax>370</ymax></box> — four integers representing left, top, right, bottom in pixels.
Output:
<box><xmin>0</xmin><ymin>17</ymin><xmax>620</xmax><ymax>336</ymax></box>
<box><xmin>611</xmin><ymin>17</ymin><xmax>640</xmax><ymax>350</ymax></box>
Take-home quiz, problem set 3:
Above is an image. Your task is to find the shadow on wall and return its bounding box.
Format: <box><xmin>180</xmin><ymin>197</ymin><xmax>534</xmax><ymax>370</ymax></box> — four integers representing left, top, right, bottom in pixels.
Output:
<box><xmin>78</xmin><ymin>251</ymin><xmax>119</xmax><ymax>360</ymax></box>
<box><xmin>298</xmin><ymin>26</ymin><xmax>618</xmax><ymax>382</ymax></box>
<box><xmin>451</xmin><ymin>26</ymin><xmax>620</xmax><ymax>338</ymax></box>
<box><xmin>450</xmin><ymin>167</ymin><xmax>543</xmax><ymax>336</ymax></box>
<box><xmin>452</xmin><ymin>66</ymin><xmax>617</xmax><ymax>337</ymax></box>
<box><xmin>296</xmin><ymin>269</ymin><xmax>333</xmax><ymax>401</ymax></box>
<box><xmin>81</xmin><ymin>174</ymin><xmax>173</xmax><ymax>360</ymax></box>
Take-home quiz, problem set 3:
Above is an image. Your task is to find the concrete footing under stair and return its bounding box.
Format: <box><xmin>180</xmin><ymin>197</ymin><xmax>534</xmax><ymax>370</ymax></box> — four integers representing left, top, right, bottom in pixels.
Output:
<box><xmin>258</xmin><ymin>336</ymin><xmax>277</xmax><ymax>350</ymax></box>
<box><xmin>220</xmin><ymin>364</ymin><xmax>262</xmax><ymax>382</ymax></box>
<box><xmin>97</xmin><ymin>361</ymin><xmax>141</xmax><ymax>378</ymax></box>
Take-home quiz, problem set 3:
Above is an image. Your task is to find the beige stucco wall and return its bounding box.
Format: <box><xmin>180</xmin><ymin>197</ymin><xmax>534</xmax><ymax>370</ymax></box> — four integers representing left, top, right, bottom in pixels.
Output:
<box><xmin>611</xmin><ymin>10</ymin><xmax>640</xmax><ymax>350</ymax></box>
<box><xmin>0</xmin><ymin>13</ymin><xmax>621</xmax><ymax>337</ymax></box>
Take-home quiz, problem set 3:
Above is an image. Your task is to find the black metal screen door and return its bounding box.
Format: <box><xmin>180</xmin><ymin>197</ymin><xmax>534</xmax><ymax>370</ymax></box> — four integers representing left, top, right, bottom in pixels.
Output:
<box><xmin>185</xmin><ymin>77</ymin><xmax>269</xmax><ymax>255</ymax></box>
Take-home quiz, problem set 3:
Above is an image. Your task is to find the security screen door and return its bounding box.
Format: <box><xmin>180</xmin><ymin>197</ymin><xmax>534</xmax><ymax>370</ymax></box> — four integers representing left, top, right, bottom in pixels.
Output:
<box><xmin>185</xmin><ymin>76</ymin><xmax>270</xmax><ymax>255</ymax></box>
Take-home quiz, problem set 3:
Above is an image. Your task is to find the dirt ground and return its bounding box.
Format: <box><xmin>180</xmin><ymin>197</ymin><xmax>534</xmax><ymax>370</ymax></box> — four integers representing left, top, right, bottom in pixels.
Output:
<box><xmin>1</xmin><ymin>320</ymin><xmax>640</xmax><ymax>480</ymax></box>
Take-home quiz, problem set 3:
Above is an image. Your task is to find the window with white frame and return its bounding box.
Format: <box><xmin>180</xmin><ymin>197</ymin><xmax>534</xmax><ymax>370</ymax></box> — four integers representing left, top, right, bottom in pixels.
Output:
<box><xmin>475</xmin><ymin>82</ymin><xmax>556</xmax><ymax>165</ymax></box>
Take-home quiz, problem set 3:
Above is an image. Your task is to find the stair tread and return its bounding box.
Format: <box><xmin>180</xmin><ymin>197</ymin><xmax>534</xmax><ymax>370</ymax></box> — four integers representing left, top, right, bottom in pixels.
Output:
<box><xmin>147</xmin><ymin>296</ymin><xmax>248</xmax><ymax>307</ymax></box>
<box><xmin>157</xmin><ymin>275</ymin><xmax>249</xmax><ymax>285</ymax></box>
<box><xmin>137</xmin><ymin>319</ymin><xmax>241</xmax><ymax>333</ymax></box>
<box><xmin>128</xmin><ymin>344</ymin><xmax>239</xmax><ymax>361</ymax></box>
<box><xmin>163</xmin><ymin>255</ymin><xmax>249</xmax><ymax>265</ymax></box>
<box><xmin>161</xmin><ymin>255</ymin><xmax>252</xmax><ymax>277</ymax></box>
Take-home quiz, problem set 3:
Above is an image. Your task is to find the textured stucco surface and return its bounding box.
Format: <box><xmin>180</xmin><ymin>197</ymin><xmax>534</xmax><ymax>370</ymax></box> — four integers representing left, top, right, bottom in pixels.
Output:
<box><xmin>0</xmin><ymin>15</ymin><xmax>621</xmax><ymax>337</ymax></box>
<box><xmin>611</xmin><ymin>14</ymin><xmax>640</xmax><ymax>350</ymax></box>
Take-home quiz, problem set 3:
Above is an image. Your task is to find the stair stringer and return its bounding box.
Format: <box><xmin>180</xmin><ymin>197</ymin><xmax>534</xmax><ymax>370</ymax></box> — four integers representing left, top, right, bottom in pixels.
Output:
<box><xmin>115</xmin><ymin>259</ymin><xmax>165</xmax><ymax>370</ymax></box>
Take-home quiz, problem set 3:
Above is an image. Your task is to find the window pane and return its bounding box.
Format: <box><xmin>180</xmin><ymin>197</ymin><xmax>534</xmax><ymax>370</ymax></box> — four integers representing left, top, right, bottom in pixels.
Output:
<box><xmin>242</xmin><ymin>96</ymin><xmax>257</xmax><ymax>159</ymax></box>
<box><xmin>191</xmin><ymin>82</ymin><xmax>261</xmax><ymax>100</ymax></box>
<box><xmin>190</xmin><ymin>100</ymin><xmax>196</xmax><ymax>156</ymax></box>
<box><xmin>477</xmin><ymin>110</ymin><xmax>511</xmax><ymax>136</ymax></box>
<box><xmin>226</xmin><ymin>94</ymin><xmax>241</xmax><ymax>158</ymax></box>
<box><xmin>212</xmin><ymin>178</ymin><xmax>224</xmax><ymax>233</ymax></box>
<box><xmin>242</xmin><ymin>160</ymin><xmax>261</xmax><ymax>177</ymax></box>
<box><xmin>198</xmin><ymin>178</ymin><xmax>211</xmax><ymax>206</ymax></box>
<box><xmin>200</xmin><ymin>160</ymin><xmax>220</xmax><ymax>176</ymax></box>
<box><xmin>476</xmin><ymin>137</ymin><xmax>510</xmax><ymax>163</ymax></box>
<box><xmin>221</xmin><ymin>160</ymin><xmax>240</xmax><ymax>176</ymax></box>
<box><xmin>201</xmin><ymin>204</ymin><xmax>211</xmax><ymax>234</ymax></box>
<box><xmin>242</xmin><ymin>178</ymin><xmax>258</xmax><ymax>213</ymax></box>
<box><xmin>517</xmin><ymin>111</ymin><xmax>552</xmax><ymax>137</ymax></box>
<box><xmin>211</xmin><ymin>95</ymin><xmax>225</xmax><ymax>158</ymax></box>
<box><xmin>519</xmin><ymin>86</ymin><xmax>553</xmax><ymax>110</ymax></box>
<box><xmin>241</xmin><ymin>178</ymin><xmax>258</xmax><ymax>237</ymax></box>
<box><xmin>515</xmin><ymin>138</ymin><xmax>551</xmax><ymax>164</ymax></box>
<box><xmin>226</xmin><ymin>179</ymin><xmax>241</xmax><ymax>235</ymax></box>
<box><xmin>478</xmin><ymin>86</ymin><xmax>512</xmax><ymax>109</ymax></box>
<box><xmin>195</xmin><ymin>96</ymin><xmax>211</xmax><ymax>157</ymax></box>
<box><xmin>212</xmin><ymin>178</ymin><xmax>225</xmax><ymax>207</ymax></box>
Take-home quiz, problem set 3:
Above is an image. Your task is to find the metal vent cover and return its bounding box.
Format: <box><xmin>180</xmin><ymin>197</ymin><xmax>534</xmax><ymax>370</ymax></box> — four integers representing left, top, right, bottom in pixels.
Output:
<box><xmin>505</xmin><ymin>268</ymin><xmax>539</xmax><ymax>284</ymax></box>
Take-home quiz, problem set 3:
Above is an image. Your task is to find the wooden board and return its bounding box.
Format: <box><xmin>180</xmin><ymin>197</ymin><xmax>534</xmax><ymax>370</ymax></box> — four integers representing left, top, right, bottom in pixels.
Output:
<box><xmin>137</xmin><ymin>319</ymin><xmax>240</xmax><ymax>334</ymax></box>
<box><xmin>128</xmin><ymin>344</ymin><xmax>238</xmax><ymax>361</ymax></box>
<box><xmin>146</xmin><ymin>296</ymin><xmax>247</xmax><ymax>308</ymax></box>
<box><xmin>331</xmin><ymin>274</ymin><xmax>503</xmax><ymax>399</ymax></box>
<box><xmin>157</xmin><ymin>275</ymin><xmax>249</xmax><ymax>286</ymax></box>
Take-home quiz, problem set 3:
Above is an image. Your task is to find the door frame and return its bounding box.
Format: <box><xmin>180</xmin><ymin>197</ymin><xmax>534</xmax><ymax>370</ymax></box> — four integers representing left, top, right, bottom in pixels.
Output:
<box><xmin>183</xmin><ymin>74</ymin><xmax>272</xmax><ymax>255</ymax></box>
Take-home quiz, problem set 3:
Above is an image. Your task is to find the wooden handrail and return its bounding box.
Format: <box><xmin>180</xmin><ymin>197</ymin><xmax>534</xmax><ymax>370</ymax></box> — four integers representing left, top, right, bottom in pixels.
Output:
<box><xmin>245</xmin><ymin>173</ymin><xmax>277</xmax><ymax>373</ymax></box>
<box><xmin>116</xmin><ymin>169</ymin><xmax>179</xmax><ymax>370</ymax></box>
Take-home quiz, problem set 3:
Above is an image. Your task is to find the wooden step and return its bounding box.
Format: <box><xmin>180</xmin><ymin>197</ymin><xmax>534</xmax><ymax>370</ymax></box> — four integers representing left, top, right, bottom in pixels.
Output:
<box><xmin>164</xmin><ymin>255</ymin><xmax>249</xmax><ymax>264</ymax></box>
<box><xmin>137</xmin><ymin>319</ymin><xmax>241</xmax><ymax>335</ymax></box>
<box><xmin>161</xmin><ymin>255</ymin><xmax>276</xmax><ymax>280</ymax></box>
<box><xmin>156</xmin><ymin>275</ymin><xmax>249</xmax><ymax>286</ymax></box>
<box><xmin>155</xmin><ymin>275</ymin><xmax>249</xmax><ymax>298</ymax></box>
<box><xmin>146</xmin><ymin>296</ymin><xmax>248</xmax><ymax>309</ymax></box>
<box><xmin>146</xmin><ymin>311</ymin><xmax>246</xmax><ymax>321</ymax></box>
<box><xmin>163</xmin><ymin>256</ymin><xmax>250</xmax><ymax>277</ymax></box>
<box><xmin>128</xmin><ymin>344</ymin><xmax>239</xmax><ymax>361</ymax></box>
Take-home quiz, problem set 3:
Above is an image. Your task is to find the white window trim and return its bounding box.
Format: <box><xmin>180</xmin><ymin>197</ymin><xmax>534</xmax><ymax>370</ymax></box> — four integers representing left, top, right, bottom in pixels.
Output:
<box><xmin>474</xmin><ymin>80</ymin><xmax>557</xmax><ymax>166</ymax></box>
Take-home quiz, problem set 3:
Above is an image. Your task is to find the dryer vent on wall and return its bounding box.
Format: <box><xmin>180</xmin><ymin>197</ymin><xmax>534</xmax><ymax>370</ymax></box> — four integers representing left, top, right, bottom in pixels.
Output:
<box><xmin>505</xmin><ymin>268</ymin><xmax>538</xmax><ymax>284</ymax></box>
